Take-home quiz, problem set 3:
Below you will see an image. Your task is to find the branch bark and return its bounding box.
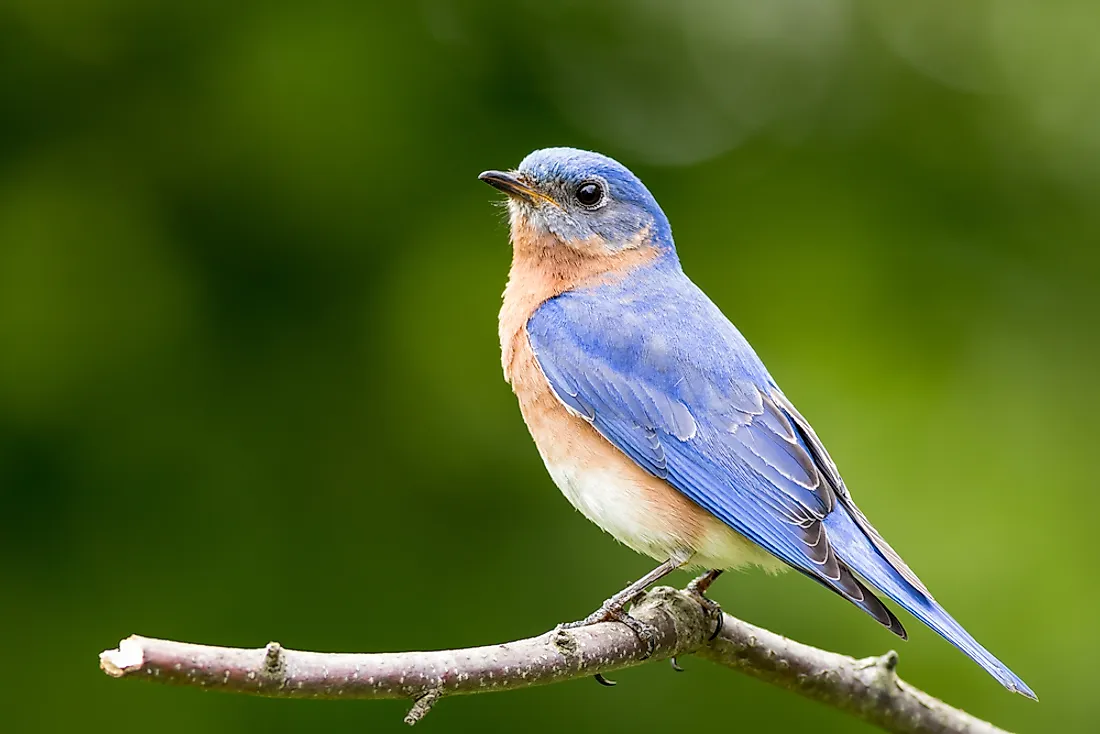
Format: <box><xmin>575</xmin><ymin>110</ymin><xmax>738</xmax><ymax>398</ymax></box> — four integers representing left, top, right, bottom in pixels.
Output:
<box><xmin>98</xmin><ymin>585</ymin><xmax>1012</xmax><ymax>734</ymax></box>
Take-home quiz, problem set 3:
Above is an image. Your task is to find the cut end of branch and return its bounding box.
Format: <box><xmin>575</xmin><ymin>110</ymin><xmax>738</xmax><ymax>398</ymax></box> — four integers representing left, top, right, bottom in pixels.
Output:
<box><xmin>100</xmin><ymin>636</ymin><xmax>145</xmax><ymax>677</ymax></box>
<box><xmin>93</xmin><ymin>587</ymin><xmax>1011</xmax><ymax>734</ymax></box>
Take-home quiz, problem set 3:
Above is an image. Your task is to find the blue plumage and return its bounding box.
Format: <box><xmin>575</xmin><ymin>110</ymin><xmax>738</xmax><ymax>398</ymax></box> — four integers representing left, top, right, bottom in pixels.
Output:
<box><xmin>528</xmin><ymin>263</ymin><xmax>1033</xmax><ymax>697</ymax></box>
<box><xmin>484</xmin><ymin>147</ymin><xmax>1034</xmax><ymax>699</ymax></box>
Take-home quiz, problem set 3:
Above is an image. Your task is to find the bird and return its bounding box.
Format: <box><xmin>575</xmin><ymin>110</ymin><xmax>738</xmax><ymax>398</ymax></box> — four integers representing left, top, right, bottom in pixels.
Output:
<box><xmin>479</xmin><ymin>147</ymin><xmax>1035</xmax><ymax>699</ymax></box>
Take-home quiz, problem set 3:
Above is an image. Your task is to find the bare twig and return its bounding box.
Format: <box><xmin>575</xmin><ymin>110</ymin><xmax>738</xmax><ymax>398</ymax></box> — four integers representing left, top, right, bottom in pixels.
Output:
<box><xmin>98</xmin><ymin>585</ymin><xmax>1013</xmax><ymax>733</ymax></box>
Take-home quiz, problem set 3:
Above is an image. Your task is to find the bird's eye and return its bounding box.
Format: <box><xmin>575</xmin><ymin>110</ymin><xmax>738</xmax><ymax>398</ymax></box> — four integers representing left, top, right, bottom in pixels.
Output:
<box><xmin>575</xmin><ymin>181</ymin><xmax>604</xmax><ymax>208</ymax></box>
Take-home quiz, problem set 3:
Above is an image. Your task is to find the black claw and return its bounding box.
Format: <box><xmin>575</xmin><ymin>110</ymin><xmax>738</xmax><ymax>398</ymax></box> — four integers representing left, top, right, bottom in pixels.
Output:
<box><xmin>670</xmin><ymin>656</ymin><xmax>684</xmax><ymax>672</ymax></box>
<box><xmin>708</xmin><ymin>611</ymin><xmax>724</xmax><ymax>641</ymax></box>
<box><xmin>687</xmin><ymin>569</ymin><xmax>725</xmax><ymax>643</ymax></box>
<box><xmin>594</xmin><ymin>673</ymin><xmax>617</xmax><ymax>687</ymax></box>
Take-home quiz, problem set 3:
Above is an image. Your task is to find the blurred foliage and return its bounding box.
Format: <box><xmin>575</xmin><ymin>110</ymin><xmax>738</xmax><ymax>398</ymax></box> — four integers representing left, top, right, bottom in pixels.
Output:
<box><xmin>1</xmin><ymin>1</ymin><xmax>1097</xmax><ymax>732</ymax></box>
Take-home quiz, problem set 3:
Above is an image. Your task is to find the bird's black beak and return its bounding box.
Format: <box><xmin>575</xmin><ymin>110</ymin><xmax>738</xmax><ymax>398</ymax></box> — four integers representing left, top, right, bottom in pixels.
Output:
<box><xmin>478</xmin><ymin>170</ymin><xmax>557</xmax><ymax>207</ymax></box>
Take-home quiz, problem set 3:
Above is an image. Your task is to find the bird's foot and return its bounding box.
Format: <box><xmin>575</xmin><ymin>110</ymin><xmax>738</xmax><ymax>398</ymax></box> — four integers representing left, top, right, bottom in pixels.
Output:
<box><xmin>686</xmin><ymin>569</ymin><xmax>724</xmax><ymax>641</ymax></box>
<box><xmin>555</xmin><ymin>556</ymin><xmax>688</xmax><ymax>681</ymax></box>
<box><xmin>558</xmin><ymin>593</ymin><xmax>660</xmax><ymax>660</ymax></box>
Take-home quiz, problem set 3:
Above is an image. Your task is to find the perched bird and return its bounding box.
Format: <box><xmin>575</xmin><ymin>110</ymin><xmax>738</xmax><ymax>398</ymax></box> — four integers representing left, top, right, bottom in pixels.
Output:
<box><xmin>479</xmin><ymin>148</ymin><xmax>1034</xmax><ymax>699</ymax></box>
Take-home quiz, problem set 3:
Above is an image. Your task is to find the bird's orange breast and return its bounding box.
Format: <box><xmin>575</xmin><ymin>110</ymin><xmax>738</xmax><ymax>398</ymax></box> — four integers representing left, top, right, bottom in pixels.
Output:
<box><xmin>498</xmin><ymin>213</ymin><xmax>780</xmax><ymax>570</ymax></box>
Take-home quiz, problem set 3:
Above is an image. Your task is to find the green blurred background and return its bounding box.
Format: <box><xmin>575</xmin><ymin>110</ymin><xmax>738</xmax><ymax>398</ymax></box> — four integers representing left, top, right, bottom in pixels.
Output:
<box><xmin>2</xmin><ymin>1</ymin><xmax>1096</xmax><ymax>731</ymax></box>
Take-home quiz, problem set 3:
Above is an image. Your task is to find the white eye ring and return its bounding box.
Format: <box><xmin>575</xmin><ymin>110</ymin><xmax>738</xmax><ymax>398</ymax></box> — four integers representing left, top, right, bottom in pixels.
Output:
<box><xmin>575</xmin><ymin>179</ymin><xmax>607</xmax><ymax>209</ymax></box>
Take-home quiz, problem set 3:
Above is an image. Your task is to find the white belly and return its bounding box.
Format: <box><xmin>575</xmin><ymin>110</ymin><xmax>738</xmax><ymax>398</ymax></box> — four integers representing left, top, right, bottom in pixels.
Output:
<box><xmin>505</xmin><ymin>320</ymin><xmax>784</xmax><ymax>574</ymax></box>
<box><xmin>544</xmin><ymin>457</ymin><xmax>687</xmax><ymax>561</ymax></box>
<box><xmin>542</xmin><ymin>451</ymin><xmax>785</xmax><ymax>573</ymax></box>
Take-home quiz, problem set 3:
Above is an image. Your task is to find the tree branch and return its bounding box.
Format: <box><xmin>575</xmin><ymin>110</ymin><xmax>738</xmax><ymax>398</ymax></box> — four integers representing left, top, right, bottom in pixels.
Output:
<box><xmin>98</xmin><ymin>585</ymin><xmax>1012</xmax><ymax>734</ymax></box>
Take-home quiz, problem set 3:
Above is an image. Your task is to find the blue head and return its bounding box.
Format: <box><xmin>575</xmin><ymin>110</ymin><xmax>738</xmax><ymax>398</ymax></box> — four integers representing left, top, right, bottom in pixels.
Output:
<box><xmin>480</xmin><ymin>148</ymin><xmax>675</xmax><ymax>256</ymax></box>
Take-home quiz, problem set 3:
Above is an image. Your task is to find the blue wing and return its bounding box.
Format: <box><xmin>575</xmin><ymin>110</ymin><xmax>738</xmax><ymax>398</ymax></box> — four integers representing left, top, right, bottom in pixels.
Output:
<box><xmin>527</xmin><ymin>263</ymin><xmax>1034</xmax><ymax>698</ymax></box>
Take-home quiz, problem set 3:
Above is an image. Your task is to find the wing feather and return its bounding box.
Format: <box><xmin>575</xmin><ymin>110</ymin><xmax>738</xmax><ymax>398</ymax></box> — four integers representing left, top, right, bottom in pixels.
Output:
<box><xmin>528</xmin><ymin>294</ymin><xmax>904</xmax><ymax>634</ymax></box>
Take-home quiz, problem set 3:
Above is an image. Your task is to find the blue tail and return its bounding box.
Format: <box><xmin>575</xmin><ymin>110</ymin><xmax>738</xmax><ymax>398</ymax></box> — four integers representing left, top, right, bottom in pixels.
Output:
<box><xmin>824</xmin><ymin>507</ymin><xmax>1036</xmax><ymax>699</ymax></box>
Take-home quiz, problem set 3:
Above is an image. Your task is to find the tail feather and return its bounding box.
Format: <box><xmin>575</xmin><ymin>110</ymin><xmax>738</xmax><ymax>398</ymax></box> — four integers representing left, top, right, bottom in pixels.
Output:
<box><xmin>796</xmin><ymin>562</ymin><xmax>908</xmax><ymax>640</ymax></box>
<box><xmin>824</xmin><ymin>507</ymin><xmax>1036</xmax><ymax>700</ymax></box>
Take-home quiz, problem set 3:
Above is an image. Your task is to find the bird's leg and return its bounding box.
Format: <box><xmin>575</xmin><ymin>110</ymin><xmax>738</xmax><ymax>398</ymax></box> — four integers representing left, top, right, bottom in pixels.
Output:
<box><xmin>559</xmin><ymin>555</ymin><xmax>685</xmax><ymax>660</ymax></box>
<box><xmin>686</xmin><ymin>569</ymin><xmax>724</xmax><ymax>641</ymax></box>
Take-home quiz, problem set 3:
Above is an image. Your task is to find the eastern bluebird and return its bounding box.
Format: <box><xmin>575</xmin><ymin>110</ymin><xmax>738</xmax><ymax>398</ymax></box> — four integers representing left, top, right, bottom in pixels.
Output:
<box><xmin>479</xmin><ymin>148</ymin><xmax>1034</xmax><ymax>699</ymax></box>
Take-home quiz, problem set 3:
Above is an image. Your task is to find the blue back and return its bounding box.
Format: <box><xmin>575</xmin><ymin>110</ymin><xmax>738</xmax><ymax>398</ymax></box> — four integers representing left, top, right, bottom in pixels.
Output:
<box><xmin>527</xmin><ymin>255</ymin><xmax>1035</xmax><ymax>698</ymax></box>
